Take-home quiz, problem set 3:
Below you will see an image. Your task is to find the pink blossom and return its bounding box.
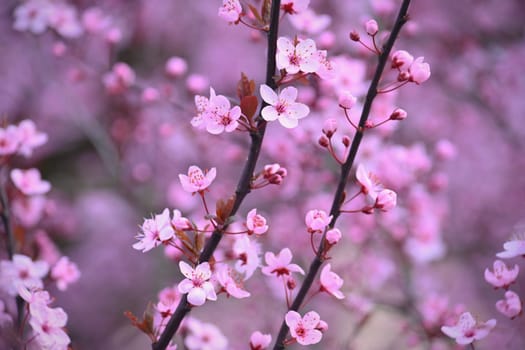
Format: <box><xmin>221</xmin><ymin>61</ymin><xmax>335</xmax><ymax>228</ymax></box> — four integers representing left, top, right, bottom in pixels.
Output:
<box><xmin>185</xmin><ymin>318</ymin><xmax>228</xmax><ymax>350</ymax></box>
<box><xmin>250</xmin><ymin>331</ymin><xmax>272</xmax><ymax>350</ymax></box>
<box><xmin>18</xmin><ymin>285</ymin><xmax>52</xmax><ymax>306</ymax></box>
<box><xmin>81</xmin><ymin>7</ymin><xmax>111</xmax><ymax>33</ymax></box>
<box><xmin>260</xmin><ymin>84</ymin><xmax>310</xmax><ymax>128</ymax></box>
<box><xmin>338</xmin><ymin>91</ymin><xmax>357</xmax><ymax>109</ymax></box>
<box><xmin>51</xmin><ymin>257</ymin><xmax>81</xmax><ymax>291</ymax></box>
<box><xmin>391</xmin><ymin>50</ymin><xmax>414</xmax><ymax>70</ymax></box>
<box><xmin>11</xmin><ymin>168</ymin><xmax>51</xmax><ymax>196</ymax></box>
<box><xmin>326</xmin><ymin>228</ymin><xmax>342</xmax><ymax>244</ymax></box>
<box><xmin>288</xmin><ymin>9</ymin><xmax>331</xmax><ymax>35</ymax></box>
<box><xmin>484</xmin><ymin>260</ymin><xmax>519</xmax><ymax>289</ymax></box>
<box><xmin>186</xmin><ymin>74</ymin><xmax>209</xmax><ymax>94</ymax></box>
<box><xmin>172</xmin><ymin>209</ymin><xmax>192</xmax><ymax>230</ymax></box>
<box><xmin>48</xmin><ymin>3</ymin><xmax>83</xmax><ymax>38</ymax></box>
<box><xmin>246</xmin><ymin>209</ymin><xmax>268</xmax><ymax>235</ymax></box>
<box><xmin>0</xmin><ymin>125</ymin><xmax>20</xmax><ymax>156</ymax></box>
<box><xmin>103</xmin><ymin>62</ymin><xmax>135</xmax><ymax>94</ymax></box>
<box><xmin>355</xmin><ymin>164</ymin><xmax>383</xmax><ymax>200</ymax></box>
<box><xmin>263</xmin><ymin>163</ymin><xmax>288</xmax><ymax>184</ymax></box>
<box><xmin>496</xmin><ymin>239</ymin><xmax>525</xmax><ymax>259</ymax></box>
<box><xmin>276</xmin><ymin>37</ymin><xmax>319</xmax><ymax>74</ymax></box>
<box><xmin>285</xmin><ymin>310</ymin><xmax>324</xmax><ymax>345</ymax></box>
<box><xmin>29</xmin><ymin>303</ymin><xmax>70</xmax><ymax>349</ymax></box>
<box><xmin>441</xmin><ymin>312</ymin><xmax>496</xmax><ymax>345</ymax></box>
<box><xmin>374</xmin><ymin>189</ymin><xmax>397</xmax><ymax>211</ymax></box>
<box><xmin>133</xmin><ymin>208</ymin><xmax>175</xmax><ymax>252</ymax></box>
<box><xmin>13</xmin><ymin>0</ymin><xmax>52</xmax><ymax>34</ymax></box>
<box><xmin>322</xmin><ymin>119</ymin><xmax>337</xmax><ymax>137</ymax></box>
<box><xmin>178</xmin><ymin>261</ymin><xmax>217</xmax><ymax>306</ymax></box>
<box><xmin>389</xmin><ymin>108</ymin><xmax>407</xmax><ymax>121</ymax></box>
<box><xmin>409</xmin><ymin>57</ymin><xmax>431</xmax><ymax>84</ymax></box>
<box><xmin>320</xmin><ymin>264</ymin><xmax>344</xmax><ymax>299</ymax></box>
<box><xmin>496</xmin><ymin>291</ymin><xmax>522</xmax><ymax>319</ymax></box>
<box><xmin>141</xmin><ymin>87</ymin><xmax>160</xmax><ymax>103</ymax></box>
<box><xmin>305</xmin><ymin>209</ymin><xmax>332</xmax><ymax>232</ymax></box>
<box><xmin>233</xmin><ymin>236</ymin><xmax>261</xmax><ymax>279</ymax></box>
<box><xmin>215</xmin><ymin>265</ymin><xmax>250</xmax><ymax>299</ymax></box>
<box><xmin>17</xmin><ymin>120</ymin><xmax>48</xmax><ymax>157</ymax></box>
<box><xmin>12</xmin><ymin>195</ymin><xmax>47</xmax><ymax>227</ymax></box>
<box><xmin>365</xmin><ymin>19</ymin><xmax>379</xmax><ymax>36</ymax></box>
<box><xmin>315</xmin><ymin>50</ymin><xmax>335</xmax><ymax>80</ymax></box>
<box><xmin>262</xmin><ymin>248</ymin><xmax>304</xmax><ymax>277</ymax></box>
<box><xmin>435</xmin><ymin>139</ymin><xmax>457</xmax><ymax>161</ymax></box>
<box><xmin>165</xmin><ymin>56</ymin><xmax>188</xmax><ymax>78</ymax></box>
<box><xmin>179</xmin><ymin>165</ymin><xmax>216</xmax><ymax>193</ymax></box>
<box><xmin>281</xmin><ymin>0</ymin><xmax>310</xmax><ymax>14</ymax></box>
<box><xmin>218</xmin><ymin>0</ymin><xmax>242</xmax><ymax>23</ymax></box>
<box><xmin>192</xmin><ymin>88</ymin><xmax>241</xmax><ymax>134</ymax></box>
<box><xmin>0</xmin><ymin>254</ymin><xmax>49</xmax><ymax>296</ymax></box>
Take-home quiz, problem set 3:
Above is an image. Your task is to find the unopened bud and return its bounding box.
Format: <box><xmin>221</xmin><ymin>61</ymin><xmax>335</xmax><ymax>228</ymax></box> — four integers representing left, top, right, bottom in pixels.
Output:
<box><xmin>398</xmin><ymin>71</ymin><xmax>410</xmax><ymax>81</ymax></box>
<box><xmin>391</xmin><ymin>50</ymin><xmax>414</xmax><ymax>70</ymax></box>
<box><xmin>365</xmin><ymin>19</ymin><xmax>379</xmax><ymax>36</ymax></box>
<box><xmin>326</xmin><ymin>228</ymin><xmax>342</xmax><ymax>245</ymax></box>
<box><xmin>349</xmin><ymin>30</ymin><xmax>360</xmax><ymax>41</ymax></box>
<box><xmin>318</xmin><ymin>135</ymin><xmax>330</xmax><ymax>148</ymax></box>
<box><xmin>338</xmin><ymin>91</ymin><xmax>357</xmax><ymax>109</ymax></box>
<box><xmin>374</xmin><ymin>189</ymin><xmax>397</xmax><ymax>211</ymax></box>
<box><xmin>166</xmin><ymin>56</ymin><xmax>188</xmax><ymax>78</ymax></box>
<box><xmin>316</xmin><ymin>320</ymin><xmax>329</xmax><ymax>332</ymax></box>
<box><xmin>390</xmin><ymin>108</ymin><xmax>407</xmax><ymax>121</ymax></box>
<box><xmin>322</xmin><ymin>119</ymin><xmax>338</xmax><ymax>137</ymax></box>
<box><xmin>286</xmin><ymin>277</ymin><xmax>296</xmax><ymax>290</ymax></box>
<box><xmin>342</xmin><ymin>135</ymin><xmax>351</xmax><ymax>147</ymax></box>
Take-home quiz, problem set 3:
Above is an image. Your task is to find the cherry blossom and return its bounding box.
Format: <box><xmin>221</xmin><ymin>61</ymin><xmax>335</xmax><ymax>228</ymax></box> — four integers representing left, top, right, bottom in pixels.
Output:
<box><xmin>165</xmin><ymin>56</ymin><xmax>188</xmax><ymax>78</ymax></box>
<box><xmin>249</xmin><ymin>331</ymin><xmax>272</xmax><ymax>350</ymax></box>
<box><xmin>260</xmin><ymin>84</ymin><xmax>310</xmax><ymax>128</ymax></box>
<box><xmin>0</xmin><ymin>254</ymin><xmax>49</xmax><ymax>296</ymax></box>
<box><xmin>185</xmin><ymin>318</ymin><xmax>228</xmax><ymax>350</ymax></box>
<box><xmin>262</xmin><ymin>248</ymin><xmax>304</xmax><ymax>277</ymax></box>
<box><xmin>233</xmin><ymin>236</ymin><xmax>261</xmax><ymax>279</ymax></box>
<box><xmin>0</xmin><ymin>125</ymin><xmax>20</xmax><ymax>156</ymax></box>
<box><xmin>48</xmin><ymin>3</ymin><xmax>83</xmax><ymax>38</ymax></box>
<box><xmin>246</xmin><ymin>209</ymin><xmax>269</xmax><ymax>235</ymax></box>
<box><xmin>484</xmin><ymin>260</ymin><xmax>519</xmax><ymax>289</ymax></box>
<box><xmin>441</xmin><ymin>312</ymin><xmax>496</xmax><ymax>345</ymax></box>
<box><xmin>281</xmin><ymin>0</ymin><xmax>310</xmax><ymax>15</ymax></box>
<box><xmin>320</xmin><ymin>264</ymin><xmax>344</xmax><ymax>299</ymax></box>
<box><xmin>496</xmin><ymin>239</ymin><xmax>525</xmax><ymax>259</ymax></box>
<box><xmin>13</xmin><ymin>0</ymin><xmax>52</xmax><ymax>34</ymax></box>
<box><xmin>18</xmin><ymin>285</ymin><xmax>52</xmax><ymax>306</ymax></box>
<box><xmin>262</xmin><ymin>163</ymin><xmax>288</xmax><ymax>184</ymax></box>
<box><xmin>496</xmin><ymin>291</ymin><xmax>522</xmax><ymax>319</ymax></box>
<box><xmin>365</xmin><ymin>19</ymin><xmax>379</xmax><ymax>36</ymax></box>
<box><xmin>192</xmin><ymin>87</ymin><xmax>241</xmax><ymax>134</ymax></box>
<box><xmin>16</xmin><ymin>119</ymin><xmax>48</xmax><ymax>157</ymax></box>
<box><xmin>325</xmin><ymin>228</ymin><xmax>342</xmax><ymax>244</ymax></box>
<box><xmin>355</xmin><ymin>164</ymin><xmax>383</xmax><ymax>200</ymax></box>
<box><xmin>29</xmin><ymin>303</ymin><xmax>71</xmax><ymax>350</ymax></box>
<box><xmin>391</xmin><ymin>50</ymin><xmax>414</xmax><ymax>71</ymax></box>
<box><xmin>171</xmin><ymin>209</ymin><xmax>192</xmax><ymax>230</ymax></box>
<box><xmin>305</xmin><ymin>209</ymin><xmax>332</xmax><ymax>233</ymax></box>
<box><xmin>179</xmin><ymin>165</ymin><xmax>216</xmax><ymax>194</ymax></box>
<box><xmin>338</xmin><ymin>91</ymin><xmax>357</xmax><ymax>109</ymax></box>
<box><xmin>409</xmin><ymin>57</ymin><xmax>431</xmax><ymax>84</ymax></box>
<box><xmin>133</xmin><ymin>208</ymin><xmax>175</xmax><ymax>252</ymax></box>
<box><xmin>374</xmin><ymin>189</ymin><xmax>397</xmax><ymax>211</ymax></box>
<box><xmin>178</xmin><ymin>261</ymin><xmax>217</xmax><ymax>306</ymax></box>
<box><xmin>215</xmin><ymin>265</ymin><xmax>250</xmax><ymax>299</ymax></box>
<box><xmin>276</xmin><ymin>37</ymin><xmax>319</xmax><ymax>74</ymax></box>
<box><xmin>288</xmin><ymin>9</ymin><xmax>331</xmax><ymax>35</ymax></box>
<box><xmin>285</xmin><ymin>310</ymin><xmax>324</xmax><ymax>345</ymax></box>
<box><xmin>218</xmin><ymin>0</ymin><xmax>242</xmax><ymax>23</ymax></box>
<box><xmin>11</xmin><ymin>168</ymin><xmax>51</xmax><ymax>196</ymax></box>
<box><xmin>51</xmin><ymin>256</ymin><xmax>81</xmax><ymax>291</ymax></box>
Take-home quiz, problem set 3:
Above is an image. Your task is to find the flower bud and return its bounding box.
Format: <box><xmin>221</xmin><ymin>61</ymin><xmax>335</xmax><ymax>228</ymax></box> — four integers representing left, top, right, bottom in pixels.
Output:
<box><xmin>391</xmin><ymin>50</ymin><xmax>414</xmax><ymax>70</ymax></box>
<box><xmin>342</xmin><ymin>135</ymin><xmax>351</xmax><ymax>147</ymax></box>
<box><xmin>365</xmin><ymin>19</ymin><xmax>379</xmax><ymax>36</ymax></box>
<box><xmin>166</xmin><ymin>56</ymin><xmax>188</xmax><ymax>78</ymax></box>
<box><xmin>398</xmin><ymin>71</ymin><xmax>410</xmax><ymax>82</ymax></box>
<box><xmin>409</xmin><ymin>57</ymin><xmax>431</xmax><ymax>84</ymax></box>
<box><xmin>349</xmin><ymin>30</ymin><xmax>360</xmax><ymax>41</ymax></box>
<box><xmin>286</xmin><ymin>276</ymin><xmax>296</xmax><ymax>290</ymax></box>
<box><xmin>390</xmin><ymin>108</ymin><xmax>407</xmax><ymax>120</ymax></box>
<box><xmin>318</xmin><ymin>135</ymin><xmax>329</xmax><ymax>148</ymax></box>
<box><xmin>338</xmin><ymin>91</ymin><xmax>357</xmax><ymax>109</ymax></box>
<box><xmin>326</xmin><ymin>228</ymin><xmax>342</xmax><ymax>245</ymax></box>
<box><xmin>374</xmin><ymin>189</ymin><xmax>397</xmax><ymax>211</ymax></box>
<box><xmin>322</xmin><ymin>119</ymin><xmax>337</xmax><ymax>137</ymax></box>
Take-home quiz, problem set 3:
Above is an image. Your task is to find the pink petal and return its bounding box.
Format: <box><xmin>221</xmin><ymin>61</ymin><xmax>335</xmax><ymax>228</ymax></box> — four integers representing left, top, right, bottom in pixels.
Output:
<box><xmin>260</xmin><ymin>84</ymin><xmax>278</xmax><ymax>105</ymax></box>
<box><xmin>179</xmin><ymin>261</ymin><xmax>194</xmax><ymax>279</ymax></box>
<box><xmin>261</xmin><ymin>106</ymin><xmax>279</xmax><ymax>121</ymax></box>
<box><xmin>279</xmin><ymin>86</ymin><xmax>298</xmax><ymax>103</ymax></box>
<box><xmin>302</xmin><ymin>311</ymin><xmax>320</xmax><ymax>329</ymax></box>
<box><xmin>188</xmin><ymin>287</ymin><xmax>206</xmax><ymax>306</ymax></box>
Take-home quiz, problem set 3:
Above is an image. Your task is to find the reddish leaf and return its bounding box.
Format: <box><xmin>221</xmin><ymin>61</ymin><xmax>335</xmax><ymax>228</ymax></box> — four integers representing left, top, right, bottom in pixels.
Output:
<box><xmin>241</xmin><ymin>95</ymin><xmax>259</xmax><ymax>120</ymax></box>
<box><xmin>237</xmin><ymin>72</ymin><xmax>256</xmax><ymax>100</ymax></box>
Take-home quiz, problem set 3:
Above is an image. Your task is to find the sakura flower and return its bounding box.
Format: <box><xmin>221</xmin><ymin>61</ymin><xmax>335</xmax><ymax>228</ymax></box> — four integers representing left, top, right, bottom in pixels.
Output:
<box><xmin>409</xmin><ymin>57</ymin><xmax>431</xmax><ymax>84</ymax></box>
<box><xmin>233</xmin><ymin>236</ymin><xmax>261</xmax><ymax>280</ymax></box>
<box><xmin>496</xmin><ymin>239</ymin><xmax>525</xmax><ymax>259</ymax></box>
<box><xmin>13</xmin><ymin>0</ymin><xmax>52</xmax><ymax>34</ymax></box>
<box><xmin>11</xmin><ymin>168</ymin><xmax>51</xmax><ymax>196</ymax></box>
<box><xmin>374</xmin><ymin>189</ymin><xmax>397</xmax><ymax>211</ymax></box>
<box><xmin>12</xmin><ymin>195</ymin><xmax>47</xmax><ymax>227</ymax></box>
<box><xmin>326</xmin><ymin>228</ymin><xmax>342</xmax><ymax>244</ymax></box>
<box><xmin>288</xmin><ymin>9</ymin><xmax>331</xmax><ymax>35</ymax></box>
<box><xmin>305</xmin><ymin>209</ymin><xmax>332</xmax><ymax>232</ymax></box>
<box><xmin>185</xmin><ymin>318</ymin><xmax>228</xmax><ymax>350</ymax></box>
<box><xmin>218</xmin><ymin>0</ymin><xmax>242</xmax><ymax>23</ymax></box>
<box><xmin>172</xmin><ymin>209</ymin><xmax>192</xmax><ymax>230</ymax></box>
<box><xmin>276</xmin><ymin>37</ymin><xmax>319</xmax><ymax>74</ymax></box>
<box><xmin>16</xmin><ymin>120</ymin><xmax>48</xmax><ymax>157</ymax></box>
<box><xmin>338</xmin><ymin>91</ymin><xmax>357</xmax><ymax>109</ymax></box>
<box><xmin>484</xmin><ymin>260</ymin><xmax>519</xmax><ymax>289</ymax></box>
<box><xmin>281</xmin><ymin>0</ymin><xmax>310</xmax><ymax>15</ymax></box>
<box><xmin>355</xmin><ymin>164</ymin><xmax>383</xmax><ymax>200</ymax></box>
<box><xmin>29</xmin><ymin>303</ymin><xmax>70</xmax><ymax>349</ymax></box>
<box><xmin>250</xmin><ymin>331</ymin><xmax>272</xmax><ymax>350</ymax></box>
<box><xmin>365</xmin><ymin>19</ymin><xmax>379</xmax><ymax>36</ymax></box>
<box><xmin>391</xmin><ymin>50</ymin><xmax>414</xmax><ymax>70</ymax></box>
<box><xmin>179</xmin><ymin>165</ymin><xmax>216</xmax><ymax>193</ymax></box>
<box><xmin>260</xmin><ymin>84</ymin><xmax>310</xmax><ymax>128</ymax></box>
<box><xmin>48</xmin><ymin>3</ymin><xmax>83</xmax><ymax>38</ymax></box>
<box><xmin>0</xmin><ymin>254</ymin><xmax>49</xmax><ymax>296</ymax></box>
<box><xmin>133</xmin><ymin>208</ymin><xmax>175</xmax><ymax>252</ymax></box>
<box><xmin>320</xmin><ymin>264</ymin><xmax>344</xmax><ymax>299</ymax></box>
<box><xmin>315</xmin><ymin>50</ymin><xmax>336</xmax><ymax>80</ymax></box>
<box><xmin>205</xmin><ymin>91</ymin><xmax>241</xmax><ymax>134</ymax></box>
<box><xmin>262</xmin><ymin>248</ymin><xmax>304</xmax><ymax>277</ymax></box>
<box><xmin>0</xmin><ymin>125</ymin><xmax>20</xmax><ymax>156</ymax></box>
<box><xmin>441</xmin><ymin>312</ymin><xmax>496</xmax><ymax>345</ymax></box>
<box><xmin>178</xmin><ymin>261</ymin><xmax>217</xmax><ymax>306</ymax></box>
<box><xmin>496</xmin><ymin>291</ymin><xmax>522</xmax><ymax>319</ymax></box>
<box><xmin>285</xmin><ymin>310</ymin><xmax>324</xmax><ymax>345</ymax></box>
<box><xmin>17</xmin><ymin>285</ymin><xmax>52</xmax><ymax>306</ymax></box>
<box><xmin>51</xmin><ymin>257</ymin><xmax>81</xmax><ymax>291</ymax></box>
<box><xmin>246</xmin><ymin>209</ymin><xmax>268</xmax><ymax>235</ymax></box>
<box><xmin>215</xmin><ymin>265</ymin><xmax>250</xmax><ymax>299</ymax></box>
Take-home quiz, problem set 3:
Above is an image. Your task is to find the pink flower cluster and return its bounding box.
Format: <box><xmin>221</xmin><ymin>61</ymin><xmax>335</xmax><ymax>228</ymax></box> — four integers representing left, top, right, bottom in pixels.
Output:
<box><xmin>0</xmin><ymin>120</ymin><xmax>47</xmax><ymax>158</ymax></box>
<box><xmin>192</xmin><ymin>88</ymin><xmax>242</xmax><ymax>134</ymax></box>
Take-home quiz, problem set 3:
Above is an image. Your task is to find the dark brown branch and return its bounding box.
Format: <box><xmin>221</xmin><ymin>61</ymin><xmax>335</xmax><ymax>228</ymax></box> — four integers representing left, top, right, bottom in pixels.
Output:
<box><xmin>272</xmin><ymin>1</ymin><xmax>412</xmax><ymax>348</ymax></box>
<box><xmin>151</xmin><ymin>1</ymin><xmax>282</xmax><ymax>349</ymax></box>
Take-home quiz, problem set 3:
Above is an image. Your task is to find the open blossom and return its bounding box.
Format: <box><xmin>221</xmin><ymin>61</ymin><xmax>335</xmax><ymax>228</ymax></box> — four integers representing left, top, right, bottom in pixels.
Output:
<box><xmin>0</xmin><ymin>125</ymin><xmax>21</xmax><ymax>156</ymax></box>
<box><xmin>496</xmin><ymin>291</ymin><xmax>522</xmax><ymax>319</ymax></box>
<box><xmin>17</xmin><ymin>120</ymin><xmax>48</xmax><ymax>157</ymax></box>
<box><xmin>218</xmin><ymin>0</ymin><xmax>242</xmax><ymax>23</ymax></box>
<box><xmin>250</xmin><ymin>331</ymin><xmax>272</xmax><ymax>350</ymax></box>
<box><xmin>276</xmin><ymin>37</ymin><xmax>319</xmax><ymax>74</ymax></box>
<box><xmin>13</xmin><ymin>0</ymin><xmax>52</xmax><ymax>34</ymax></box>
<box><xmin>172</xmin><ymin>209</ymin><xmax>191</xmax><ymax>230</ymax></box>
<box><xmin>185</xmin><ymin>318</ymin><xmax>228</xmax><ymax>350</ymax></box>
<box><xmin>305</xmin><ymin>209</ymin><xmax>332</xmax><ymax>232</ymax></box>
<box><xmin>496</xmin><ymin>239</ymin><xmax>525</xmax><ymax>259</ymax></box>
<box><xmin>192</xmin><ymin>87</ymin><xmax>241</xmax><ymax>134</ymax></box>
<box><xmin>51</xmin><ymin>257</ymin><xmax>81</xmax><ymax>291</ymax></box>
<box><xmin>179</xmin><ymin>165</ymin><xmax>216</xmax><ymax>193</ymax></box>
<box><xmin>260</xmin><ymin>84</ymin><xmax>309</xmax><ymax>128</ymax></box>
<box><xmin>0</xmin><ymin>254</ymin><xmax>49</xmax><ymax>296</ymax></box>
<box><xmin>320</xmin><ymin>264</ymin><xmax>344</xmax><ymax>299</ymax></box>
<box><xmin>18</xmin><ymin>286</ymin><xmax>52</xmax><ymax>306</ymax></box>
<box><xmin>484</xmin><ymin>260</ymin><xmax>519</xmax><ymax>289</ymax></box>
<box><xmin>11</xmin><ymin>168</ymin><xmax>51</xmax><ymax>196</ymax></box>
<box><xmin>133</xmin><ymin>208</ymin><xmax>175</xmax><ymax>252</ymax></box>
<box><xmin>355</xmin><ymin>164</ymin><xmax>383</xmax><ymax>200</ymax></box>
<box><xmin>178</xmin><ymin>261</ymin><xmax>217</xmax><ymax>306</ymax></box>
<box><xmin>29</xmin><ymin>303</ymin><xmax>70</xmax><ymax>350</ymax></box>
<box><xmin>233</xmin><ymin>236</ymin><xmax>260</xmax><ymax>280</ymax></box>
<box><xmin>285</xmin><ymin>310</ymin><xmax>324</xmax><ymax>345</ymax></box>
<box><xmin>409</xmin><ymin>57</ymin><xmax>431</xmax><ymax>84</ymax></box>
<box><xmin>441</xmin><ymin>312</ymin><xmax>496</xmax><ymax>345</ymax></box>
<box><xmin>374</xmin><ymin>189</ymin><xmax>397</xmax><ymax>211</ymax></box>
<box><xmin>215</xmin><ymin>265</ymin><xmax>250</xmax><ymax>299</ymax></box>
<box><xmin>246</xmin><ymin>209</ymin><xmax>268</xmax><ymax>235</ymax></box>
<box><xmin>262</xmin><ymin>248</ymin><xmax>304</xmax><ymax>277</ymax></box>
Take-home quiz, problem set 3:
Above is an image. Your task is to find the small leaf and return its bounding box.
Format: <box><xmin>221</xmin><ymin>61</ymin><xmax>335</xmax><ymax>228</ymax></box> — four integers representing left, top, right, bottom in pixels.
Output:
<box><xmin>240</xmin><ymin>95</ymin><xmax>259</xmax><ymax>121</ymax></box>
<box><xmin>261</xmin><ymin>0</ymin><xmax>272</xmax><ymax>25</ymax></box>
<box><xmin>216</xmin><ymin>195</ymin><xmax>236</xmax><ymax>225</ymax></box>
<box><xmin>237</xmin><ymin>72</ymin><xmax>256</xmax><ymax>100</ymax></box>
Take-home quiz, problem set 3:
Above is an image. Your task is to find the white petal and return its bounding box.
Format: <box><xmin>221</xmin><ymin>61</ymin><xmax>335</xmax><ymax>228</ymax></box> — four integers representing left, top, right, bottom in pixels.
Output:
<box><xmin>260</xmin><ymin>84</ymin><xmax>278</xmax><ymax>105</ymax></box>
<box><xmin>261</xmin><ymin>106</ymin><xmax>279</xmax><ymax>121</ymax></box>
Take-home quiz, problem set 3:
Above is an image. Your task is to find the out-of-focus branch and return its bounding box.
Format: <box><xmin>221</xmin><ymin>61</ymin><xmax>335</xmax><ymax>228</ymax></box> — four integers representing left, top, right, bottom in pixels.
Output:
<box><xmin>151</xmin><ymin>1</ymin><xmax>282</xmax><ymax>349</ymax></box>
<box><xmin>272</xmin><ymin>1</ymin><xmax>412</xmax><ymax>348</ymax></box>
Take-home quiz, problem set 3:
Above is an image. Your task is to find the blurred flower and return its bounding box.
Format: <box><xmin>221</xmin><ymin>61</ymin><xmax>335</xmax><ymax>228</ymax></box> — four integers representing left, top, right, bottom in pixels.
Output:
<box><xmin>496</xmin><ymin>291</ymin><xmax>522</xmax><ymax>319</ymax></box>
<box><xmin>484</xmin><ymin>260</ymin><xmax>519</xmax><ymax>289</ymax></box>
<box><xmin>496</xmin><ymin>239</ymin><xmax>525</xmax><ymax>259</ymax></box>
<box><xmin>441</xmin><ymin>312</ymin><xmax>496</xmax><ymax>345</ymax></box>
<box><xmin>250</xmin><ymin>331</ymin><xmax>272</xmax><ymax>350</ymax></box>
<box><xmin>51</xmin><ymin>257</ymin><xmax>81</xmax><ymax>291</ymax></box>
<box><xmin>0</xmin><ymin>254</ymin><xmax>49</xmax><ymax>296</ymax></box>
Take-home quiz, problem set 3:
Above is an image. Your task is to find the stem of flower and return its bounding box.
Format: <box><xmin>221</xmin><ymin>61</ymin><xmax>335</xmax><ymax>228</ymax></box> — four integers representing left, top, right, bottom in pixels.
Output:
<box><xmin>271</xmin><ymin>1</ymin><xmax>412</xmax><ymax>348</ymax></box>
<box><xmin>151</xmin><ymin>1</ymin><xmax>282</xmax><ymax>349</ymax></box>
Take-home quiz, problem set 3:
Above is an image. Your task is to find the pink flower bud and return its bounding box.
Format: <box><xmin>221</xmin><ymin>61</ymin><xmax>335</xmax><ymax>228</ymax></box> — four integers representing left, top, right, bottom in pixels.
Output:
<box><xmin>338</xmin><ymin>91</ymin><xmax>357</xmax><ymax>109</ymax></box>
<box><xmin>398</xmin><ymin>71</ymin><xmax>410</xmax><ymax>81</ymax></box>
<box><xmin>391</xmin><ymin>50</ymin><xmax>414</xmax><ymax>70</ymax></box>
<box><xmin>286</xmin><ymin>276</ymin><xmax>297</xmax><ymax>290</ymax></box>
<box><xmin>326</xmin><ymin>228</ymin><xmax>342</xmax><ymax>245</ymax></box>
<box><xmin>318</xmin><ymin>135</ymin><xmax>329</xmax><ymax>148</ymax></box>
<box><xmin>141</xmin><ymin>87</ymin><xmax>160</xmax><ymax>103</ymax></box>
<box><xmin>409</xmin><ymin>57</ymin><xmax>431</xmax><ymax>84</ymax></box>
<box><xmin>165</xmin><ymin>56</ymin><xmax>188</xmax><ymax>78</ymax></box>
<box><xmin>435</xmin><ymin>139</ymin><xmax>457</xmax><ymax>161</ymax></box>
<box><xmin>365</xmin><ymin>19</ymin><xmax>379</xmax><ymax>36</ymax></box>
<box><xmin>322</xmin><ymin>119</ymin><xmax>337</xmax><ymax>137</ymax></box>
<box><xmin>186</xmin><ymin>74</ymin><xmax>209</xmax><ymax>94</ymax></box>
<box><xmin>52</xmin><ymin>42</ymin><xmax>67</xmax><ymax>57</ymax></box>
<box><xmin>390</xmin><ymin>108</ymin><xmax>407</xmax><ymax>120</ymax></box>
<box><xmin>342</xmin><ymin>135</ymin><xmax>351</xmax><ymax>147</ymax></box>
<box><xmin>105</xmin><ymin>27</ymin><xmax>122</xmax><ymax>44</ymax></box>
<box><xmin>374</xmin><ymin>189</ymin><xmax>397</xmax><ymax>211</ymax></box>
<box><xmin>316</xmin><ymin>320</ymin><xmax>329</xmax><ymax>332</ymax></box>
<box><xmin>349</xmin><ymin>30</ymin><xmax>360</xmax><ymax>41</ymax></box>
<box><xmin>317</xmin><ymin>31</ymin><xmax>336</xmax><ymax>50</ymax></box>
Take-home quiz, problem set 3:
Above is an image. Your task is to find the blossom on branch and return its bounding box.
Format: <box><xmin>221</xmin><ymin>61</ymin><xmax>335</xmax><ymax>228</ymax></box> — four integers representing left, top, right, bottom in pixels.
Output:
<box><xmin>484</xmin><ymin>260</ymin><xmax>519</xmax><ymax>289</ymax></box>
<box><xmin>133</xmin><ymin>208</ymin><xmax>175</xmax><ymax>253</ymax></box>
<box><xmin>441</xmin><ymin>312</ymin><xmax>496</xmax><ymax>345</ymax></box>
<box><xmin>262</xmin><ymin>248</ymin><xmax>304</xmax><ymax>277</ymax></box>
<box><xmin>11</xmin><ymin>168</ymin><xmax>51</xmax><ymax>196</ymax></box>
<box><xmin>276</xmin><ymin>37</ymin><xmax>319</xmax><ymax>74</ymax></box>
<box><xmin>260</xmin><ymin>84</ymin><xmax>309</xmax><ymax>128</ymax></box>
<box><xmin>178</xmin><ymin>262</ymin><xmax>217</xmax><ymax>306</ymax></box>
<box><xmin>285</xmin><ymin>310</ymin><xmax>324</xmax><ymax>345</ymax></box>
<box><xmin>496</xmin><ymin>291</ymin><xmax>522</xmax><ymax>319</ymax></box>
<box><xmin>179</xmin><ymin>165</ymin><xmax>216</xmax><ymax>194</ymax></box>
<box><xmin>218</xmin><ymin>0</ymin><xmax>242</xmax><ymax>24</ymax></box>
<box><xmin>192</xmin><ymin>87</ymin><xmax>241</xmax><ymax>134</ymax></box>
